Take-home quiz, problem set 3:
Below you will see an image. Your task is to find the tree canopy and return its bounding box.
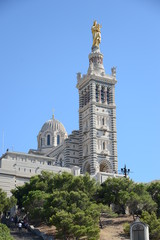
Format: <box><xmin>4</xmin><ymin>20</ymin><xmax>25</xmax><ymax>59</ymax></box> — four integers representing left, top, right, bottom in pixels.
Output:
<box><xmin>12</xmin><ymin>172</ymin><xmax>103</xmax><ymax>239</ymax></box>
<box><xmin>0</xmin><ymin>188</ymin><xmax>16</xmax><ymax>215</ymax></box>
<box><xmin>12</xmin><ymin>172</ymin><xmax>160</xmax><ymax>239</ymax></box>
<box><xmin>97</xmin><ymin>177</ymin><xmax>157</xmax><ymax>215</ymax></box>
<box><xmin>0</xmin><ymin>223</ymin><xmax>14</xmax><ymax>240</ymax></box>
<box><xmin>146</xmin><ymin>181</ymin><xmax>160</xmax><ymax>217</ymax></box>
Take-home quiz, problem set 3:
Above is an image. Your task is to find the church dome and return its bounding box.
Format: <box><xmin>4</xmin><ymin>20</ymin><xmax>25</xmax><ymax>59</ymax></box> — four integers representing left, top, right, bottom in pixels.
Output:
<box><xmin>37</xmin><ymin>115</ymin><xmax>68</xmax><ymax>152</ymax></box>
<box><xmin>41</xmin><ymin>119</ymin><xmax>67</xmax><ymax>134</ymax></box>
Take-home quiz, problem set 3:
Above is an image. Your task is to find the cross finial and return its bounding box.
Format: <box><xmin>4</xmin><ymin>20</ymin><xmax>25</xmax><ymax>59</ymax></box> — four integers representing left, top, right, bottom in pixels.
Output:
<box><xmin>52</xmin><ymin>109</ymin><xmax>54</xmax><ymax>120</ymax></box>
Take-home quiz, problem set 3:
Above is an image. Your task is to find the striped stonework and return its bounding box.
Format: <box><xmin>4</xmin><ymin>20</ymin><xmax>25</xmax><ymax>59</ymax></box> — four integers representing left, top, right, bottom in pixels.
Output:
<box><xmin>77</xmin><ymin>47</ymin><xmax>118</xmax><ymax>175</ymax></box>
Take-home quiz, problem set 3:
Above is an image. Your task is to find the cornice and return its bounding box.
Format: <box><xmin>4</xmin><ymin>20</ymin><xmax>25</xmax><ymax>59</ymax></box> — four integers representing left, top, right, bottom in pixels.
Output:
<box><xmin>76</xmin><ymin>74</ymin><xmax>117</xmax><ymax>89</ymax></box>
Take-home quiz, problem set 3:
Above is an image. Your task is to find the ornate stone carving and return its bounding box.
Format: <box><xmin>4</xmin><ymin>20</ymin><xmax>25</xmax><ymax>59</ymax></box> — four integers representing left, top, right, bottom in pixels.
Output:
<box><xmin>111</xmin><ymin>66</ymin><xmax>116</xmax><ymax>77</ymax></box>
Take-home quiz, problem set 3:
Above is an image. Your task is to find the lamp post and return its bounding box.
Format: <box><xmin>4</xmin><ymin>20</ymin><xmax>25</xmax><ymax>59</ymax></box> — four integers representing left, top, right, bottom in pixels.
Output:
<box><xmin>121</xmin><ymin>164</ymin><xmax>130</xmax><ymax>178</ymax></box>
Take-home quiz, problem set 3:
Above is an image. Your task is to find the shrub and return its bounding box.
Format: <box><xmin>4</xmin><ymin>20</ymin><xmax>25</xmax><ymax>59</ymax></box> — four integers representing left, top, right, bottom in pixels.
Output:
<box><xmin>0</xmin><ymin>223</ymin><xmax>14</xmax><ymax>240</ymax></box>
<box><xmin>123</xmin><ymin>222</ymin><xmax>130</xmax><ymax>236</ymax></box>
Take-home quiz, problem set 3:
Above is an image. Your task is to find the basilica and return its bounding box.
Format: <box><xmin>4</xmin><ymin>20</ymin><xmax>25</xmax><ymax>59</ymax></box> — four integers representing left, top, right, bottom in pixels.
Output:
<box><xmin>0</xmin><ymin>22</ymin><xmax>121</xmax><ymax>197</ymax></box>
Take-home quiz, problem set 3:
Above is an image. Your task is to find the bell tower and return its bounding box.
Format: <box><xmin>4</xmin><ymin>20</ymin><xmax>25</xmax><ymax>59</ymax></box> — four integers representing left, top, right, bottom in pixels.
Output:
<box><xmin>76</xmin><ymin>21</ymin><xmax>118</xmax><ymax>175</ymax></box>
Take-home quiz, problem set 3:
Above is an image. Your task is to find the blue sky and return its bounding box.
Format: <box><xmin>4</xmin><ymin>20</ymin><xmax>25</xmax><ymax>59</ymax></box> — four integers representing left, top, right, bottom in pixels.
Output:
<box><xmin>0</xmin><ymin>0</ymin><xmax>160</xmax><ymax>183</ymax></box>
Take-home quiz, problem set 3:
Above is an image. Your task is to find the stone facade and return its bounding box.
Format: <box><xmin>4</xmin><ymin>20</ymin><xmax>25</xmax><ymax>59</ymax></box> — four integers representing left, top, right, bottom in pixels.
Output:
<box><xmin>0</xmin><ymin>24</ymin><xmax>121</xmax><ymax>196</ymax></box>
<box><xmin>76</xmin><ymin>46</ymin><xmax>118</xmax><ymax>175</ymax></box>
<box><xmin>0</xmin><ymin>151</ymin><xmax>71</xmax><ymax>197</ymax></box>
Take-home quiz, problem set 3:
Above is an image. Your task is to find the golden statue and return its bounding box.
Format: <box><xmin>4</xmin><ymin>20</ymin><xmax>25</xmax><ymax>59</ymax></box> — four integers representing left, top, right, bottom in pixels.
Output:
<box><xmin>91</xmin><ymin>20</ymin><xmax>102</xmax><ymax>48</ymax></box>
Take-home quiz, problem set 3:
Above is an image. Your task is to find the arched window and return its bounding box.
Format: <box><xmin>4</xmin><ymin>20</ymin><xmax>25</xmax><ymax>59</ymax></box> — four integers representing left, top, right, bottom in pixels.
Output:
<box><xmin>47</xmin><ymin>135</ymin><xmax>50</xmax><ymax>146</ymax></box>
<box><xmin>101</xmin><ymin>86</ymin><xmax>105</xmax><ymax>103</ymax></box>
<box><xmin>57</xmin><ymin>135</ymin><xmax>60</xmax><ymax>145</ymax></box>
<box><xmin>60</xmin><ymin>158</ymin><xmax>62</xmax><ymax>167</ymax></box>
<box><xmin>103</xmin><ymin>142</ymin><xmax>105</xmax><ymax>150</ymax></box>
<box><xmin>96</xmin><ymin>85</ymin><xmax>99</xmax><ymax>102</ymax></box>
<box><xmin>85</xmin><ymin>163</ymin><xmax>90</xmax><ymax>174</ymax></box>
<box><xmin>100</xmin><ymin>163</ymin><xmax>109</xmax><ymax>172</ymax></box>
<box><xmin>102</xmin><ymin>117</ymin><xmax>105</xmax><ymax>125</ymax></box>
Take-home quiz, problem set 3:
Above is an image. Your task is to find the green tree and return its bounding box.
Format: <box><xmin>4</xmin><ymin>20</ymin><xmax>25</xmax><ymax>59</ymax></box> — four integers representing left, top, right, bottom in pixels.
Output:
<box><xmin>12</xmin><ymin>171</ymin><xmax>98</xmax><ymax>207</ymax></box>
<box><xmin>44</xmin><ymin>190</ymin><xmax>100</xmax><ymax>239</ymax></box>
<box><xmin>12</xmin><ymin>171</ymin><xmax>55</xmax><ymax>208</ymax></box>
<box><xmin>0</xmin><ymin>223</ymin><xmax>14</xmax><ymax>240</ymax></box>
<box><xmin>22</xmin><ymin>190</ymin><xmax>49</xmax><ymax>223</ymax></box>
<box><xmin>127</xmin><ymin>191</ymin><xmax>157</xmax><ymax>216</ymax></box>
<box><xmin>0</xmin><ymin>189</ymin><xmax>16</xmax><ymax>215</ymax></box>
<box><xmin>146</xmin><ymin>181</ymin><xmax>160</xmax><ymax>216</ymax></box>
<box><xmin>12</xmin><ymin>172</ymin><xmax>103</xmax><ymax>239</ymax></box>
<box><xmin>141</xmin><ymin>211</ymin><xmax>160</xmax><ymax>240</ymax></box>
<box><xmin>50</xmin><ymin>207</ymin><xmax>100</xmax><ymax>239</ymax></box>
<box><xmin>97</xmin><ymin>178</ymin><xmax>157</xmax><ymax>215</ymax></box>
<box><xmin>0</xmin><ymin>189</ymin><xmax>9</xmax><ymax>214</ymax></box>
<box><xmin>97</xmin><ymin>177</ymin><xmax>134</xmax><ymax>213</ymax></box>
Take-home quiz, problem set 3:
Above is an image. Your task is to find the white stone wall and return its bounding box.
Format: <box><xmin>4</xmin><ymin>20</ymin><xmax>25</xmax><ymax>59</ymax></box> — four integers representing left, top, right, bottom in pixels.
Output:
<box><xmin>0</xmin><ymin>151</ymin><xmax>71</xmax><ymax>197</ymax></box>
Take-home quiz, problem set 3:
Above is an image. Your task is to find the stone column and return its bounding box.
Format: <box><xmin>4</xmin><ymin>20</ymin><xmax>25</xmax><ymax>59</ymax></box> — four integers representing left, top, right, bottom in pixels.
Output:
<box><xmin>90</xmin><ymin>81</ymin><xmax>96</xmax><ymax>103</ymax></box>
<box><xmin>104</xmin><ymin>86</ymin><xmax>107</xmax><ymax>105</ymax></box>
<box><xmin>79</xmin><ymin>90</ymin><xmax>83</xmax><ymax>107</ymax></box>
<box><xmin>111</xmin><ymin>86</ymin><xmax>115</xmax><ymax>105</ymax></box>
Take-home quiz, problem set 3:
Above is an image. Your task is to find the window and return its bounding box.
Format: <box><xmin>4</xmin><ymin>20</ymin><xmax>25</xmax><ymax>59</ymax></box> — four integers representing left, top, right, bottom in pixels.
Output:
<box><xmin>59</xmin><ymin>158</ymin><xmax>62</xmax><ymax>167</ymax></box>
<box><xmin>101</xmin><ymin>87</ymin><xmax>105</xmax><ymax>103</ymax></box>
<box><xmin>81</xmin><ymin>93</ymin><xmax>84</xmax><ymax>108</ymax></box>
<box><xmin>96</xmin><ymin>85</ymin><xmax>99</xmax><ymax>102</ymax></box>
<box><xmin>48</xmin><ymin>161</ymin><xmax>51</xmax><ymax>165</ymax></box>
<box><xmin>103</xmin><ymin>142</ymin><xmax>105</xmax><ymax>150</ymax></box>
<box><xmin>102</xmin><ymin>117</ymin><xmax>105</xmax><ymax>125</ymax></box>
<box><xmin>57</xmin><ymin>135</ymin><xmax>60</xmax><ymax>145</ymax></box>
<box><xmin>86</xmin><ymin>145</ymin><xmax>88</xmax><ymax>153</ymax></box>
<box><xmin>41</xmin><ymin>138</ymin><xmax>43</xmax><ymax>146</ymax></box>
<box><xmin>47</xmin><ymin>135</ymin><xmax>50</xmax><ymax>145</ymax></box>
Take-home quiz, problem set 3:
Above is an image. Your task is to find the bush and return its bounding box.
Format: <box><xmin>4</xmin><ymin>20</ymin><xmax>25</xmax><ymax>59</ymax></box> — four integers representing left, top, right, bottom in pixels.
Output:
<box><xmin>123</xmin><ymin>222</ymin><xmax>130</xmax><ymax>236</ymax></box>
<box><xmin>0</xmin><ymin>223</ymin><xmax>14</xmax><ymax>240</ymax></box>
<box><xmin>141</xmin><ymin>211</ymin><xmax>160</xmax><ymax>240</ymax></box>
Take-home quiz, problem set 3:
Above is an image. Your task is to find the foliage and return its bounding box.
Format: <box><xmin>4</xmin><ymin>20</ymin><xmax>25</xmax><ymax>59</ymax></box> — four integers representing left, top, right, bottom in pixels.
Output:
<box><xmin>98</xmin><ymin>203</ymin><xmax>117</xmax><ymax>218</ymax></box>
<box><xmin>45</xmin><ymin>191</ymin><xmax>100</xmax><ymax>239</ymax></box>
<box><xmin>12</xmin><ymin>171</ymin><xmax>98</xmax><ymax>208</ymax></box>
<box><xmin>146</xmin><ymin>181</ymin><xmax>160</xmax><ymax>216</ymax></box>
<box><xmin>13</xmin><ymin>172</ymin><xmax>102</xmax><ymax>239</ymax></box>
<box><xmin>22</xmin><ymin>190</ymin><xmax>49</xmax><ymax>223</ymax></box>
<box><xmin>123</xmin><ymin>222</ymin><xmax>130</xmax><ymax>235</ymax></box>
<box><xmin>45</xmin><ymin>188</ymin><xmax>100</xmax><ymax>239</ymax></box>
<box><xmin>50</xmin><ymin>209</ymin><xmax>100</xmax><ymax>239</ymax></box>
<box><xmin>124</xmin><ymin>210</ymin><xmax>160</xmax><ymax>239</ymax></box>
<box><xmin>0</xmin><ymin>188</ymin><xmax>17</xmax><ymax>214</ymax></box>
<box><xmin>13</xmin><ymin>172</ymin><xmax>160</xmax><ymax>238</ymax></box>
<box><xmin>97</xmin><ymin>177</ymin><xmax>133</xmax><ymax>209</ymax></box>
<box><xmin>0</xmin><ymin>223</ymin><xmax>14</xmax><ymax>240</ymax></box>
<box><xmin>97</xmin><ymin>178</ymin><xmax>157</xmax><ymax>215</ymax></box>
<box><xmin>141</xmin><ymin>211</ymin><xmax>160</xmax><ymax>240</ymax></box>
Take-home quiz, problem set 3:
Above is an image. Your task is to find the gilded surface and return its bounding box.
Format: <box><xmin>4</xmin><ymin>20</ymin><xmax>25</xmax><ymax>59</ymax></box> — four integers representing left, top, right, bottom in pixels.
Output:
<box><xmin>91</xmin><ymin>20</ymin><xmax>102</xmax><ymax>48</ymax></box>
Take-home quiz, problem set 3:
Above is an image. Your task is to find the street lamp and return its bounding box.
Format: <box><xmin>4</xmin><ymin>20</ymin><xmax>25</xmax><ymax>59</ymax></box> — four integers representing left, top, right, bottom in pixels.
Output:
<box><xmin>121</xmin><ymin>164</ymin><xmax>130</xmax><ymax>178</ymax></box>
